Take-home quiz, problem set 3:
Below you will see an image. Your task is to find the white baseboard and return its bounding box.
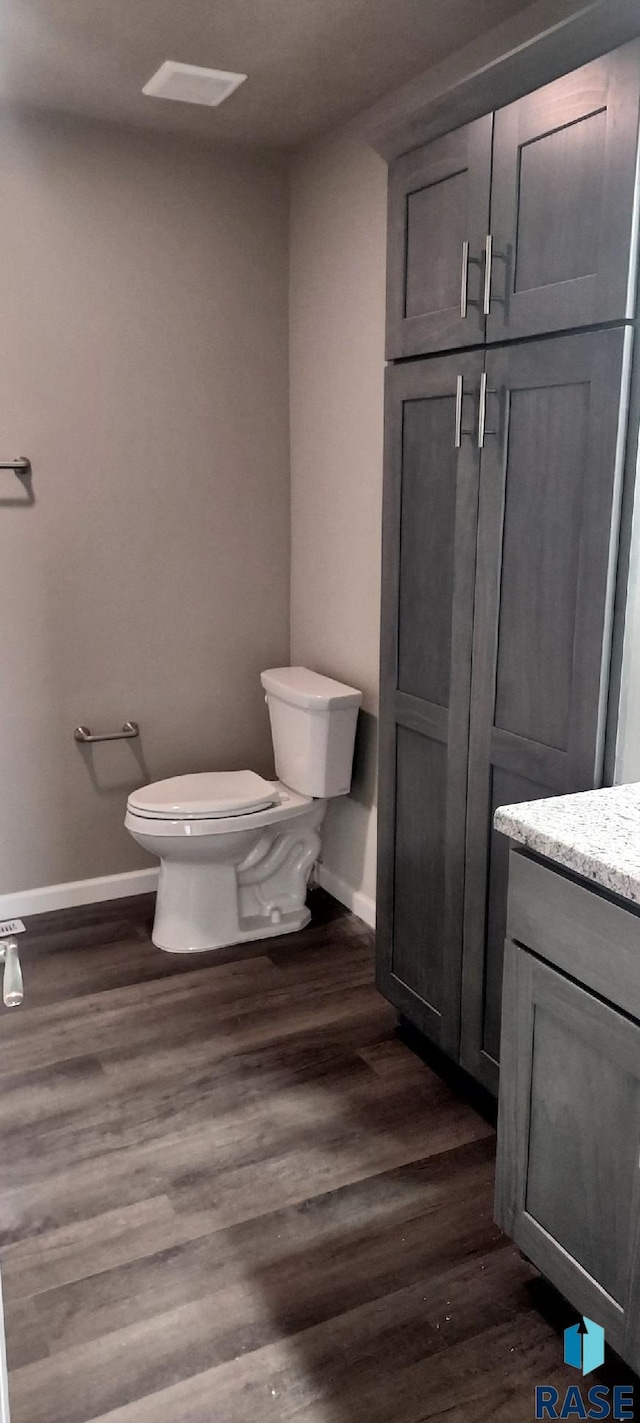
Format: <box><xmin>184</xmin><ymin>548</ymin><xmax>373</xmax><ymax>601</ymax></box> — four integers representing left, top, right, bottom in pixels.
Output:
<box><xmin>0</xmin><ymin>868</ymin><xmax>159</xmax><ymax>921</ymax></box>
<box><xmin>315</xmin><ymin>863</ymin><xmax>376</xmax><ymax>929</ymax></box>
<box><xmin>0</xmin><ymin>862</ymin><xmax>375</xmax><ymax>930</ymax></box>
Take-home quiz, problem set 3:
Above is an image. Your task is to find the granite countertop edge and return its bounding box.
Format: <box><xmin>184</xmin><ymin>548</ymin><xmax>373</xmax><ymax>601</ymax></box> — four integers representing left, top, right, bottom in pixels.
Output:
<box><xmin>493</xmin><ymin>783</ymin><xmax>640</xmax><ymax>908</ymax></box>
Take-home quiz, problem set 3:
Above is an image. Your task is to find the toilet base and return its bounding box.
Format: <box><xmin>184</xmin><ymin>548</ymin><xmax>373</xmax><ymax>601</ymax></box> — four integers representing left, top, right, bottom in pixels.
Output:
<box><xmin>140</xmin><ymin>797</ymin><xmax>326</xmax><ymax>953</ymax></box>
<box><xmin>152</xmin><ymin>904</ymin><xmax>312</xmax><ymax>954</ymax></box>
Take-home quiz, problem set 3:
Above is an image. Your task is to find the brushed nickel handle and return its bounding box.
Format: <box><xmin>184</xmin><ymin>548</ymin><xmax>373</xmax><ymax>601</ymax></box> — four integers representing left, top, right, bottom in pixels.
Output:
<box><xmin>483</xmin><ymin>234</ymin><xmax>493</xmax><ymax>316</ymax></box>
<box><xmin>478</xmin><ymin>371</ymin><xmax>488</xmax><ymax>448</ymax></box>
<box><xmin>454</xmin><ymin>374</ymin><xmax>464</xmax><ymax>448</ymax></box>
<box><xmin>478</xmin><ymin>371</ymin><xmax>490</xmax><ymax>449</ymax></box>
<box><xmin>460</xmin><ymin>241</ymin><xmax>470</xmax><ymax>319</ymax></box>
<box><xmin>478</xmin><ymin>372</ymin><xmax>500</xmax><ymax>449</ymax></box>
<box><xmin>74</xmin><ymin>721</ymin><xmax>139</xmax><ymax>744</ymax></box>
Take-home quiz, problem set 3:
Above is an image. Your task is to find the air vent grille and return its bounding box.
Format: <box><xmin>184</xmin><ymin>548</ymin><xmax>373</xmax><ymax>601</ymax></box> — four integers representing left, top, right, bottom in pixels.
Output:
<box><xmin>142</xmin><ymin>62</ymin><xmax>247</xmax><ymax>108</ymax></box>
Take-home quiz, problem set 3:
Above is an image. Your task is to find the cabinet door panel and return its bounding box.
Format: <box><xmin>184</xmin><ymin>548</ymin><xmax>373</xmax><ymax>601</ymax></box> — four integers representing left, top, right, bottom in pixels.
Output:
<box><xmin>386</xmin><ymin>117</ymin><xmax>492</xmax><ymax>359</ymax></box>
<box><xmin>526</xmin><ymin>1001</ymin><xmax>635</xmax><ymax>1305</ymax></box>
<box><xmin>377</xmin><ymin>353</ymin><xmax>483</xmax><ymax>1055</ymax></box>
<box><xmin>392</xmin><ymin>728</ymin><xmax>448</xmax><ymax>1013</ymax></box>
<box><xmin>493</xmin><ymin>379</ymin><xmax>589</xmax><ymax>750</ymax></box>
<box><xmin>496</xmin><ymin>945</ymin><xmax>640</xmax><ymax>1367</ymax></box>
<box><xmin>514</xmin><ymin>108</ymin><xmax>605</xmax><ymax>293</ymax></box>
<box><xmin>487</xmin><ymin>40</ymin><xmax>640</xmax><ymax>342</ymax></box>
<box><xmin>397</xmin><ymin>396</ymin><xmax>457</xmax><ymax>706</ymax></box>
<box><xmin>461</xmin><ymin>328</ymin><xmax>630</xmax><ymax>1091</ymax></box>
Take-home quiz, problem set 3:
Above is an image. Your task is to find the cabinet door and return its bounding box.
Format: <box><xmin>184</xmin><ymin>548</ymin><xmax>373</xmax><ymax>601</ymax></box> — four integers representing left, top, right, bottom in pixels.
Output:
<box><xmin>377</xmin><ymin>352</ymin><xmax>483</xmax><ymax>1057</ymax></box>
<box><xmin>386</xmin><ymin>117</ymin><xmax>492</xmax><ymax>359</ymax></box>
<box><xmin>487</xmin><ymin>41</ymin><xmax>640</xmax><ymax>343</ymax></box>
<box><xmin>461</xmin><ymin>327</ymin><xmax>630</xmax><ymax>1091</ymax></box>
<box><xmin>496</xmin><ymin>943</ymin><xmax>640</xmax><ymax>1370</ymax></box>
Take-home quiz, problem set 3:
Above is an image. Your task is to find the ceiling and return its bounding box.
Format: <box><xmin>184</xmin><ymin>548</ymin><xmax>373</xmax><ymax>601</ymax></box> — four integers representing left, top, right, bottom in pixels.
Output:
<box><xmin>0</xmin><ymin>0</ymin><xmax>532</xmax><ymax>152</ymax></box>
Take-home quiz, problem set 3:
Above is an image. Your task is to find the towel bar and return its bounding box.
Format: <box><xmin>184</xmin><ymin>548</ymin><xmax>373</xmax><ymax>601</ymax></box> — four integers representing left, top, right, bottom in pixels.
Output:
<box><xmin>74</xmin><ymin>721</ymin><xmax>139</xmax><ymax>744</ymax></box>
<box><xmin>0</xmin><ymin>458</ymin><xmax>31</xmax><ymax>475</ymax></box>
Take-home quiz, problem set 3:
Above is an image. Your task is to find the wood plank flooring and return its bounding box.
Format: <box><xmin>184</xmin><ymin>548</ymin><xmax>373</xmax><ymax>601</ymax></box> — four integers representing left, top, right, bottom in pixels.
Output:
<box><xmin>0</xmin><ymin>888</ymin><xmax>631</xmax><ymax>1421</ymax></box>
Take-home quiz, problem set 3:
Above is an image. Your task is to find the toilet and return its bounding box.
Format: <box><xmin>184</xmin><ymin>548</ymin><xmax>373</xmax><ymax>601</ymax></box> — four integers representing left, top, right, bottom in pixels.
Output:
<box><xmin>125</xmin><ymin>667</ymin><xmax>361</xmax><ymax>952</ymax></box>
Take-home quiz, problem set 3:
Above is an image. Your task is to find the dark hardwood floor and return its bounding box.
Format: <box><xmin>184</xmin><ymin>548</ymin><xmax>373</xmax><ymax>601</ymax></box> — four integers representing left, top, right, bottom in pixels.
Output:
<box><xmin>0</xmin><ymin>888</ymin><xmax>627</xmax><ymax>1421</ymax></box>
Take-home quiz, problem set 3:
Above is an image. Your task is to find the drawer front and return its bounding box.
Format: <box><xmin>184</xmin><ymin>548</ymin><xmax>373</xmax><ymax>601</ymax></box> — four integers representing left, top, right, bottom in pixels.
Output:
<box><xmin>506</xmin><ymin>849</ymin><xmax>640</xmax><ymax>1018</ymax></box>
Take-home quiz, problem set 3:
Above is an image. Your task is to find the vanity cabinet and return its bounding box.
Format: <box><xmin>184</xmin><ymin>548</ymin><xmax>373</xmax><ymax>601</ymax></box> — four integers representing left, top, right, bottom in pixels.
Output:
<box><xmin>496</xmin><ymin>850</ymin><xmax>640</xmax><ymax>1372</ymax></box>
<box><xmin>386</xmin><ymin>41</ymin><xmax>640</xmax><ymax>360</ymax></box>
<box><xmin>377</xmin><ymin>325</ymin><xmax>631</xmax><ymax>1081</ymax></box>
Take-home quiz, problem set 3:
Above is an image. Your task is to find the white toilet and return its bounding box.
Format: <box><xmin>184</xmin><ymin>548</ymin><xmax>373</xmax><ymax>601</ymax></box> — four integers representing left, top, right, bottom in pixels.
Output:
<box><xmin>125</xmin><ymin>667</ymin><xmax>361</xmax><ymax>952</ymax></box>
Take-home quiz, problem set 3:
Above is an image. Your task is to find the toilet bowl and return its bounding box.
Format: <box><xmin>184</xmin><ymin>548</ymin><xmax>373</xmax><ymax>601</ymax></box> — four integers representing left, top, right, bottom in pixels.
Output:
<box><xmin>126</xmin><ymin>777</ymin><xmax>326</xmax><ymax>952</ymax></box>
<box><xmin>125</xmin><ymin>668</ymin><xmax>361</xmax><ymax>953</ymax></box>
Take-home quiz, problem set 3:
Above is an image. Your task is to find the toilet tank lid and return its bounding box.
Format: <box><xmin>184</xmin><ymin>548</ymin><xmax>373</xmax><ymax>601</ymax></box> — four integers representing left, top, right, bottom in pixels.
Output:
<box><xmin>261</xmin><ymin>666</ymin><xmax>362</xmax><ymax>711</ymax></box>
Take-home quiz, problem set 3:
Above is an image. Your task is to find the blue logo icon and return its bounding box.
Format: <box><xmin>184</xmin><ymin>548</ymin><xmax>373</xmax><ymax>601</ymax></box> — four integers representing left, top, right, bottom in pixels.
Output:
<box><xmin>535</xmin><ymin>1313</ymin><xmax>635</xmax><ymax>1418</ymax></box>
<box><xmin>564</xmin><ymin>1317</ymin><xmax>606</xmax><ymax>1377</ymax></box>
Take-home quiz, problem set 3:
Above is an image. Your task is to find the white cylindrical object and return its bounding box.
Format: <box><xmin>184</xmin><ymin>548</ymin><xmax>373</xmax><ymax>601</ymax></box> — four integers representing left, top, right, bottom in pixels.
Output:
<box><xmin>1</xmin><ymin>941</ymin><xmax>23</xmax><ymax>1008</ymax></box>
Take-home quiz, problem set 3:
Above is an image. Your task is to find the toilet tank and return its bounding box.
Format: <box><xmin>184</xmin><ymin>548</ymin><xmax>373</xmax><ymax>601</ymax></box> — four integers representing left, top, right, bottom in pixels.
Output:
<box><xmin>260</xmin><ymin>667</ymin><xmax>361</xmax><ymax>798</ymax></box>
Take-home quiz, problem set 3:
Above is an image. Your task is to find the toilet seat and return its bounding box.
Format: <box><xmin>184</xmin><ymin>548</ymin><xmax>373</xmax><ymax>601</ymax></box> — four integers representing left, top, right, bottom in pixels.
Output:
<box><xmin>125</xmin><ymin>780</ymin><xmax>315</xmax><ymax>837</ymax></box>
<box><xmin>127</xmin><ymin>770</ymin><xmax>277</xmax><ymax>821</ymax></box>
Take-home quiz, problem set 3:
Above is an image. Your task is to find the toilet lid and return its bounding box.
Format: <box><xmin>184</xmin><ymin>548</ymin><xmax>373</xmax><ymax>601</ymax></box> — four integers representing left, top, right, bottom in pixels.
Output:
<box><xmin>127</xmin><ymin>770</ymin><xmax>277</xmax><ymax>820</ymax></box>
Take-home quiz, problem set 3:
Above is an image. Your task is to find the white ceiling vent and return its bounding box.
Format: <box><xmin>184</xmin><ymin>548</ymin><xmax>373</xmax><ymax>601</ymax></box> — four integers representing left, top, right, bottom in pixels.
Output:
<box><xmin>142</xmin><ymin>62</ymin><xmax>247</xmax><ymax>108</ymax></box>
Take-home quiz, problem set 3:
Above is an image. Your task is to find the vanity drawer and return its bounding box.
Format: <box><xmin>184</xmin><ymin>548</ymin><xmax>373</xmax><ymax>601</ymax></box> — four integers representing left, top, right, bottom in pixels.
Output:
<box><xmin>506</xmin><ymin>848</ymin><xmax>640</xmax><ymax>1019</ymax></box>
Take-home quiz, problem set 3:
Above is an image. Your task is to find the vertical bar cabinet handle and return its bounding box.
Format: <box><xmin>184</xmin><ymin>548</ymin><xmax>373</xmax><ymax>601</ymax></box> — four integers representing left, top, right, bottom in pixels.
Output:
<box><xmin>478</xmin><ymin>370</ymin><xmax>488</xmax><ymax>449</ymax></box>
<box><xmin>455</xmin><ymin>374</ymin><xmax>464</xmax><ymax>449</ymax></box>
<box><xmin>460</xmin><ymin>241</ymin><xmax>469</xmax><ymax>319</ymax></box>
<box><xmin>483</xmin><ymin>234</ymin><xmax>493</xmax><ymax>316</ymax></box>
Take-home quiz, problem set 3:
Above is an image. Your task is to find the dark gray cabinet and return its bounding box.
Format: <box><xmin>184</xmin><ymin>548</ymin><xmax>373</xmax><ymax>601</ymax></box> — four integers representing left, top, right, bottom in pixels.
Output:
<box><xmin>460</xmin><ymin>327</ymin><xmax>630</xmax><ymax>1091</ymax></box>
<box><xmin>378</xmin><ymin>35</ymin><xmax>640</xmax><ymax>1090</ymax></box>
<box><xmin>377</xmin><ymin>352</ymin><xmax>483</xmax><ymax>1055</ymax></box>
<box><xmin>488</xmin><ymin>44</ymin><xmax>640</xmax><ymax>343</ymax></box>
<box><xmin>386</xmin><ymin>118</ymin><xmax>491</xmax><ymax>359</ymax></box>
<box><xmin>496</xmin><ymin>851</ymin><xmax>640</xmax><ymax>1371</ymax></box>
<box><xmin>385</xmin><ymin>40</ymin><xmax>640</xmax><ymax>360</ymax></box>
<box><xmin>377</xmin><ymin>327</ymin><xmax>631</xmax><ymax>1080</ymax></box>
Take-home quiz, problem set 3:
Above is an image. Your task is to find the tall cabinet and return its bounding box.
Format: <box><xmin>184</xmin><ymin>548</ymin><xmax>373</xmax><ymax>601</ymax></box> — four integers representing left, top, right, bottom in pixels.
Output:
<box><xmin>376</xmin><ymin>40</ymin><xmax>640</xmax><ymax>1093</ymax></box>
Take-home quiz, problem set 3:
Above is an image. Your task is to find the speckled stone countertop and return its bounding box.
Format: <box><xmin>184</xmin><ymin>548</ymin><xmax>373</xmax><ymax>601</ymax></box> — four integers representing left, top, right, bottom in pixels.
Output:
<box><xmin>493</xmin><ymin>783</ymin><xmax>640</xmax><ymax>906</ymax></box>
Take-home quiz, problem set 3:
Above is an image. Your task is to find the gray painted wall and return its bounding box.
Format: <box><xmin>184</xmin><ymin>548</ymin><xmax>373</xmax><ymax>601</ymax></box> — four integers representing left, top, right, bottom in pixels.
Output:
<box><xmin>0</xmin><ymin>113</ymin><xmax>290</xmax><ymax>894</ymax></box>
<box><xmin>289</xmin><ymin>134</ymin><xmax>388</xmax><ymax>914</ymax></box>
